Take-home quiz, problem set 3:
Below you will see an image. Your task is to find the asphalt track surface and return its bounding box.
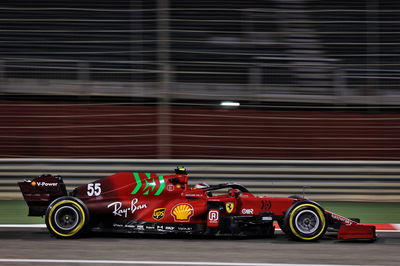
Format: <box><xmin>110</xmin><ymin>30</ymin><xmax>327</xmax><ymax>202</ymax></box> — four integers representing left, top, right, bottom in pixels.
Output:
<box><xmin>0</xmin><ymin>228</ymin><xmax>399</xmax><ymax>266</ymax></box>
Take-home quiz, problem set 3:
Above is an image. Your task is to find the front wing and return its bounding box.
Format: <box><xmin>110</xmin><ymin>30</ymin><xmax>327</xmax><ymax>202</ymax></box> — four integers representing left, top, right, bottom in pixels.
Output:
<box><xmin>326</xmin><ymin>210</ymin><xmax>376</xmax><ymax>240</ymax></box>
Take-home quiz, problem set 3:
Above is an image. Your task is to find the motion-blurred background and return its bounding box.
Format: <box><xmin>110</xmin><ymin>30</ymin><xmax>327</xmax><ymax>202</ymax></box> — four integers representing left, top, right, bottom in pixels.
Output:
<box><xmin>1</xmin><ymin>0</ymin><xmax>400</xmax><ymax>210</ymax></box>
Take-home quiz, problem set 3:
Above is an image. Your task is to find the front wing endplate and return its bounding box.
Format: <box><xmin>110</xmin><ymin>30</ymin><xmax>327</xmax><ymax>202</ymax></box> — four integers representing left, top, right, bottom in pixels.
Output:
<box><xmin>337</xmin><ymin>224</ymin><xmax>377</xmax><ymax>240</ymax></box>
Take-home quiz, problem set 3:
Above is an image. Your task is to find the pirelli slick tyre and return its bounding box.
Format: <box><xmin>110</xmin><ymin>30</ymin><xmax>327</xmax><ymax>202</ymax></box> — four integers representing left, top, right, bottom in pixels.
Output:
<box><xmin>283</xmin><ymin>201</ymin><xmax>327</xmax><ymax>241</ymax></box>
<box><xmin>45</xmin><ymin>196</ymin><xmax>89</xmax><ymax>239</ymax></box>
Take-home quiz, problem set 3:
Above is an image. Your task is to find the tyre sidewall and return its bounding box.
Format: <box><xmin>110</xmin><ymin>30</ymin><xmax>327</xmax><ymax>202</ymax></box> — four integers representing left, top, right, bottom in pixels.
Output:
<box><xmin>45</xmin><ymin>196</ymin><xmax>89</xmax><ymax>239</ymax></box>
<box><xmin>283</xmin><ymin>200</ymin><xmax>327</xmax><ymax>241</ymax></box>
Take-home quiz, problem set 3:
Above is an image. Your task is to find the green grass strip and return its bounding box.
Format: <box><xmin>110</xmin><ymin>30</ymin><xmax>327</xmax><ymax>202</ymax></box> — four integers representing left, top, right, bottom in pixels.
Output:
<box><xmin>321</xmin><ymin>201</ymin><xmax>400</xmax><ymax>224</ymax></box>
<box><xmin>0</xmin><ymin>201</ymin><xmax>43</xmax><ymax>224</ymax></box>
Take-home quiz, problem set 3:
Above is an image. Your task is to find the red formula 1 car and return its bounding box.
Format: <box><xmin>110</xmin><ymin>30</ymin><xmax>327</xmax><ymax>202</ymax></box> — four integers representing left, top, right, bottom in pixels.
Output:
<box><xmin>18</xmin><ymin>167</ymin><xmax>376</xmax><ymax>241</ymax></box>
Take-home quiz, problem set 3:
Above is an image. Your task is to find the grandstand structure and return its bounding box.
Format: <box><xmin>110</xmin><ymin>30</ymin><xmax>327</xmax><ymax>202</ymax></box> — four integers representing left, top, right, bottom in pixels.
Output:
<box><xmin>0</xmin><ymin>0</ymin><xmax>398</xmax><ymax>104</ymax></box>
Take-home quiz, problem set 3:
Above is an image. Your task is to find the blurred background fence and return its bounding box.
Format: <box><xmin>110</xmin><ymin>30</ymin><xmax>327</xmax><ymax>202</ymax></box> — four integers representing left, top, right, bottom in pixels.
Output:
<box><xmin>0</xmin><ymin>0</ymin><xmax>400</xmax><ymax>201</ymax></box>
<box><xmin>0</xmin><ymin>0</ymin><xmax>399</xmax><ymax>159</ymax></box>
<box><xmin>0</xmin><ymin>0</ymin><xmax>399</xmax><ymax>103</ymax></box>
<box><xmin>0</xmin><ymin>102</ymin><xmax>399</xmax><ymax>159</ymax></box>
<box><xmin>2</xmin><ymin>159</ymin><xmax>400</xmax><ymax>201</ymax></box>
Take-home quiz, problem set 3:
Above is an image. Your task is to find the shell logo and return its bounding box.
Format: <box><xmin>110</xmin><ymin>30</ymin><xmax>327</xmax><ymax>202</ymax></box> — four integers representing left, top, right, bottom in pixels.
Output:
<box><xmin>171</xmin><ymin>203</ymin><xmax>194</xmax><ymax>222</ymax></box>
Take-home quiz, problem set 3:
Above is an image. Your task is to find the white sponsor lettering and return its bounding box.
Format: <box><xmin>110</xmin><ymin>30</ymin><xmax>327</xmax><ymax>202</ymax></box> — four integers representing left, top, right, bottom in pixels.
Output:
<box><xmin>177</xmin><ymin>226</ymin><xmax>192</xmax><ymax>231</ymax></box>
<box><xmin>156</xmin><ymin>225</ymin><xmax>164</xmax><ymax>231</ymax></box>
<box><xmin>107</xmin><ymin>198</ymin><xmax>147</xmax><ymax>218</ymax></box>
<box><xmin>136</xmin><ymin>225</ymin><xmax>144</xmax><ymax>231</ymax></box>
<box><xmin>87</xmin><ymin>183</ymin><xmax>101</xmax><ymax>196</ymax></box>
<box><xmin>208</xmin><ymin>210</ymin><xmax>219</xmax><ymax>223</ymax></box>
<box><xmin>112</xmin><ymin>223</ymin><xmax>123</xmax><ymax>228</ymax></box>
<box><xmin>241</xmin><ymin>209</ymin><xmax>254</xmax><ymax>215</ymax></box>
<box><xmin>37</xmin><ymin>182</ymin><xmax>58</xmax><ymax>187</ymax></box>
<box><xmin>331</xmin><ymin>213</ymin><xmax>354</xmax><ymax>225</ymax></box>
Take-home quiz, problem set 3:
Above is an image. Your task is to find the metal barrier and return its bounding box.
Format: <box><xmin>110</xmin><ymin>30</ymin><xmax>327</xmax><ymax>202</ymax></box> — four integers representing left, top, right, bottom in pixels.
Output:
<box><xmin>1</xmin><ymin>159</ymin><xmax>400</xmax><ymax>201</ymax></box>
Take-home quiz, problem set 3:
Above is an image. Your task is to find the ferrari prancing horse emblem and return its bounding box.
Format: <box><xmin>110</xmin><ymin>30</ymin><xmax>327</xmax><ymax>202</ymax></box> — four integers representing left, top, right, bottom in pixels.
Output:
<box><xmin>225</xmin><ymin>202</ymin><xmax>234</xmax><ymax>214</ymax></box>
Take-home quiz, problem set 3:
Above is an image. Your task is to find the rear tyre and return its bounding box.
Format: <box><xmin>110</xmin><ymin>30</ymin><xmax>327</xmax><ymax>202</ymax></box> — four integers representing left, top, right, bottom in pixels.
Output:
<box><xmin>283</xmin><ymin>201</ymin><xmax>327</xmax><ymax>241</ymax></box>
<box><xmin>45</xmin><ymin>196</ymin><xmax>89</xmax><ymax>239</ymax></box>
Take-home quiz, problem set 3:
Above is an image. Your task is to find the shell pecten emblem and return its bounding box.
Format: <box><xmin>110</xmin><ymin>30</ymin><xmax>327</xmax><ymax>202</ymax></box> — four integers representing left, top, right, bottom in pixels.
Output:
<box><xmin>171</xmin><ymin>203</ymin><xmax>194</xmax><ymax>222</ymax></box>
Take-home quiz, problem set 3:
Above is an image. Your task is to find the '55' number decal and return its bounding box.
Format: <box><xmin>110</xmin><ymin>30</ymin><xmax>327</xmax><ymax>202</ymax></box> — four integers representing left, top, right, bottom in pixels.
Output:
<box><xmin>87</xmin><ymin>183</ymin><xmax>101</xmax><ymax>196</ymax></box>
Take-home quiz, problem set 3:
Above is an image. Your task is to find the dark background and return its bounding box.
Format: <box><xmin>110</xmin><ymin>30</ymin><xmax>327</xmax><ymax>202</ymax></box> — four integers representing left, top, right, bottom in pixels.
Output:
<box><xmin>0</xmin><ymin>0</ymin><xmax>399</xmax><ymax>159</ymax></box>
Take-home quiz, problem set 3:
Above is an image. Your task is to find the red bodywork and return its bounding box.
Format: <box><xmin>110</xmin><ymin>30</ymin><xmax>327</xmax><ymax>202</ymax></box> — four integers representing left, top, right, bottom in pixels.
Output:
<box><xmin>19</xmin><ymin>171</ymin><xmax>376</xmax><ymax>241</ymax></box>
<box><xmin>71</xmin><ymin>172</ymin><xmax>295</xmax><ymax>224</ymax></box>
<box><xmin>326</xmin><ymin>211</ymin><xmax>377</xmax><ymax>240</ymax></box>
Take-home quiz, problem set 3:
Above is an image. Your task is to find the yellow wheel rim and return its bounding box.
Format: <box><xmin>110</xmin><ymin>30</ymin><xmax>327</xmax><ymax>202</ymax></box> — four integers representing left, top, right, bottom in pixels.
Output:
<box><xmin>288</xmin><ymin>203</ymin><xmax>326</xmax><ymax>241</ymax></box>
<box><xmin>48</xmin><ymin>200</ymin><xmax>86</xmax><ymax>237</ymax></box>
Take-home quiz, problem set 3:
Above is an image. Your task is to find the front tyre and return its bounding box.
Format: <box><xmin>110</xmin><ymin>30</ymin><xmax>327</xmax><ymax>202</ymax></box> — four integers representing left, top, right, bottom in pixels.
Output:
<box><xmin>283</xmin><ymin>201</ymin><xmax>327</xmax><ymax>241</ymax></box>
<box><xmin>45</xmin><ymin>196</ymin><xmax>89</xmax><ymax>239</ymax></box>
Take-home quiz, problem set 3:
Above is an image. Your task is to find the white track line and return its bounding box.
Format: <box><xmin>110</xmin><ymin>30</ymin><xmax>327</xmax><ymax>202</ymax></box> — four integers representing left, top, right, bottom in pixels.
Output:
<box><xmin>393</xmin><ymin>224</ymin><xmax>400</xmax><ymax>230</ymax></box>
<box><xmin>0</xmin><ymin>224</ymin><xmax>46</xmax><ymax>228</ymax></box>
<box><xmin>0</xmin><ymin>259</ymin><xmax>361</xmax><ymax>266</ymax></box>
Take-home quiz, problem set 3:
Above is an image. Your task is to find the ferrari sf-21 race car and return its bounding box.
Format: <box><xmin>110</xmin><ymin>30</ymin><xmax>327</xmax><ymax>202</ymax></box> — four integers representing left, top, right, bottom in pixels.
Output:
<box><xmin>19</xmin><ymin>167</ymin><xmax>376</xmax><ymax>241</ymax></box>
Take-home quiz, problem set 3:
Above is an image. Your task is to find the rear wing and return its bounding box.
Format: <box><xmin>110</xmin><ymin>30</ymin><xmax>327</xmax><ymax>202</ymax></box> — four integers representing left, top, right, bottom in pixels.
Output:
<box><xmin>18</xmin><ymin>174</ymin><xmax>68</xmax><ymax>216</ymax></box>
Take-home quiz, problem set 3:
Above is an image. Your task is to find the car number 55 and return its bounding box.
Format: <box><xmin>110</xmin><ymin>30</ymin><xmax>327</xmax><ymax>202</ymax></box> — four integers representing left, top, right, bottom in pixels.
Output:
<box><xmin>87</xmin><ymin>183</ymin><xmax>101</xmax><ymax>196</ymax></box>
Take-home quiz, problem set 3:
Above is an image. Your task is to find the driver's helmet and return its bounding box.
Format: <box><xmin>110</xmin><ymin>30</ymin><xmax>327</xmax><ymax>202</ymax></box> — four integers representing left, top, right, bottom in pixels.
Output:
<box><xmin>175</xmin><ymin>167</ymin><xmax>187</xmax><ymax>175</ymax></box>
<box><xmin>194</xmin><ymin>183</ymin><xmax>210</xmax><ymax>189</ymax></box>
